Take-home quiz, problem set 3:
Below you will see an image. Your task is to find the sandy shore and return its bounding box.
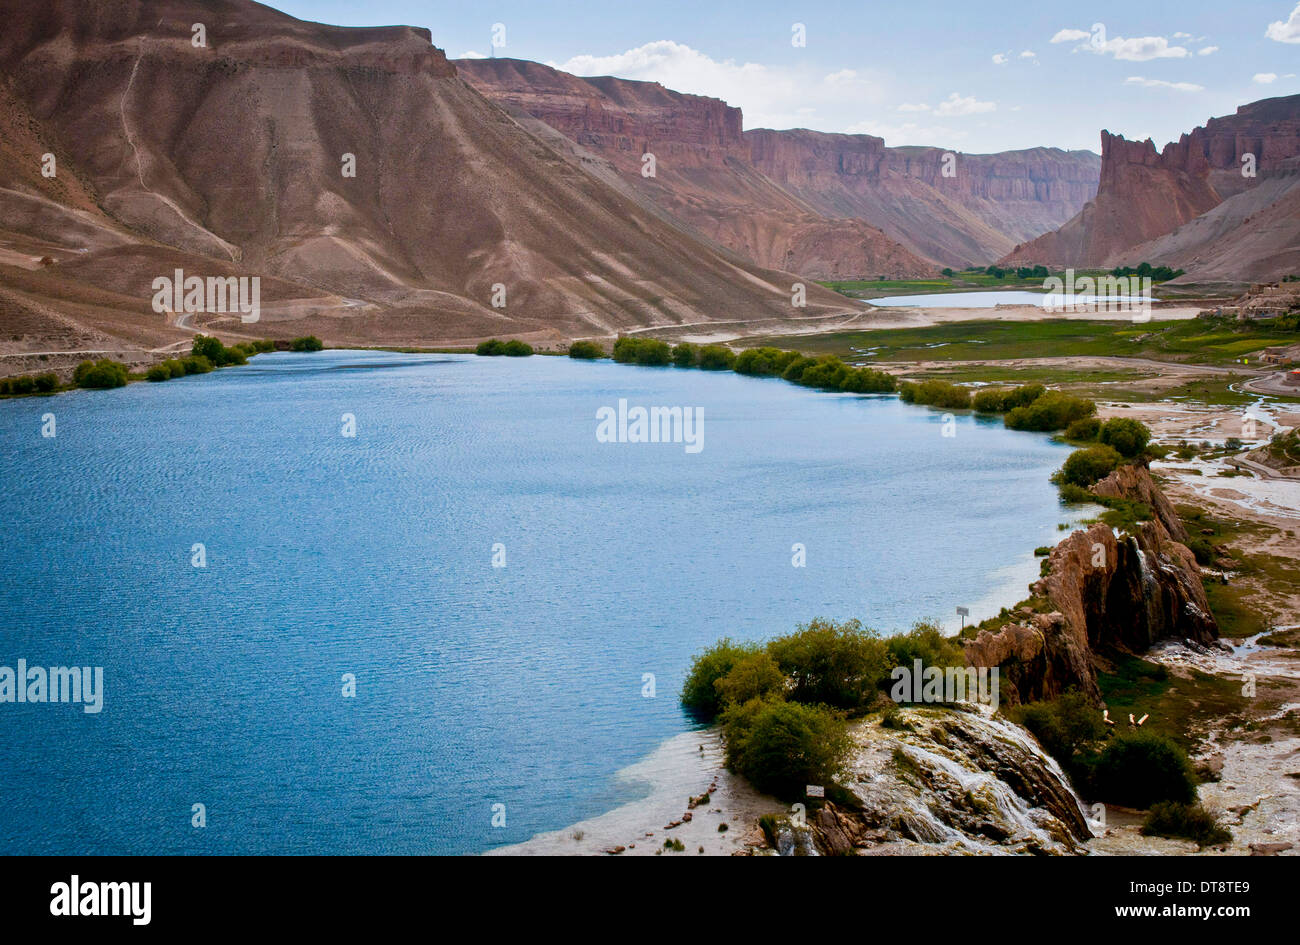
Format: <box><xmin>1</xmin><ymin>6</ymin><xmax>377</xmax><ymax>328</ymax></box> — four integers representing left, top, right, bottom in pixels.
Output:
<box><xmin>487</xmin><ymin>729</ymin><xmax>785</xmax><ymax>856</ymax></box>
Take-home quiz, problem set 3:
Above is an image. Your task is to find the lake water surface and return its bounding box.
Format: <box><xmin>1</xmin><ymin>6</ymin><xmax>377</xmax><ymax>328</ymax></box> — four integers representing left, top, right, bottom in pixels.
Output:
<box><xmin>0</xmin><ymin>352</ymin><xmax>1083</xmax><ymax>854</ymax></box>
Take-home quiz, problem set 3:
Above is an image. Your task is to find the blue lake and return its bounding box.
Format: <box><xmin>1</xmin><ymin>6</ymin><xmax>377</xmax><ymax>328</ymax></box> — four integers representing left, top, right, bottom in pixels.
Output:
<box><xmin>0</xmin><ymin>351</ymin><xmax>1082</xmax><ymax>854</ymax></box>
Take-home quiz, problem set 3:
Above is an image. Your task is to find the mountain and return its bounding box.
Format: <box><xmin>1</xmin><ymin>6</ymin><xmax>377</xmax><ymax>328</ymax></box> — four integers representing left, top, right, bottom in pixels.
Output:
<box><xmin>457</xmin><ymin>58</ymin><xmax>1100</xmax><ymax>272</ymax></box>
<box><xmin>1002</xmin><ymin>95</ymin><xmax>1300</xmax><ymax>289</ymax></box>
<box><xmin>0</xmin><ymin>0</ymin><xmax>857</xmax><ymax>361</ymax></box>
<box><xmin>454</xmin><ymin>58</ymin><xmax>934</xmax><ymax>280</ymax></box>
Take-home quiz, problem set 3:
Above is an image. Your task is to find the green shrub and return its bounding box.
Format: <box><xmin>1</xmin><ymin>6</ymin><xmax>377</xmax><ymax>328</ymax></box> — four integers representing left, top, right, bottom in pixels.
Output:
<box><xmin>1093</xmin><ymin>730</ymin><xmax>1198</xmax><ymax>808</ymax></box>
<box><xmin>1141</xmin><ymin>801</ymin><xmax>1230</xmax><ymax>847</ymax></box>
<box><xmin>781</xmin><ymin>356</ymin><xmax>817</xmax><ymax>383</ymax></box>
<box><xmin>766</xmin><ymin>617</ymin><xmax>889</xmax><ymax>710</ymax></box>
<box><xmin>33</xmin><ymin>373</ymin><xmax>58</xmax><ymax>393</ymax></box>
<box><xmin>681</xmin><ymin>639</ymin><xmax>762</xmax><ymax>720</ymax></box>
<box><xmin>290</xmin><ymin>335</ymin><xmax>324</xmax><ymax>352</ymax></box>
<box><xmin>1065</xmin><ymin>417</ymin><xmax>1102</xmax><ymax>441</ymax></box>
<box><xmin>612</xmin><ymin>337</ymin><xmax>672</xmax><ymax>366</ymax></box>
<box><xmin>696</xmin><ymin>345</ymin><xmax>735</xmax><ymax>370</ymax></box>
<box><xmin>714</xmin><ymin>652</ymin><xmax>787</xmax><ymax>707</ymax></box>
<box><xmin>671</xmin><ymin>342</ymin><xmax>697</xmax><ymax>367</ymax></box>
<box><xmin>1098</xmin><ymin>417</ymin><xmax>1151</xmax><ymax>458</ymax></box>
<box><xmin>567</xmin><ymin>341</ymin><xmax>604</xmax><ymax>360</ymax></box>
<box><xmin>840</xmin><ymin>366</ymin><xmax>896</xmax><ymax>393</ymax></box>
<box><xmin>72</xmin><ymin>359</ymin><xmax>129</xmax><ymax>389</ymax></box>
<box><xmin>163</xmin><ymin>359</ymin><xmax>187</xmax><ymax>378</ymax></box>
<box><xmin>898</xmin><ymin>380</ymin><xmax>971</xmax><ymax>409</ymax></box>
<box><xmin>883</xmin><ymin>622</ymin><xmax>966</xmax><ymax>681</ymax></box>
<box><xmin>722</xmin><ymin>697</ymin><xmax>851</xmax><ymax>800</ymax></box>
<box><xmin>797</xmin><ymin>356</ymin><xmax>851</xmax><ymax>390</ymax></box>
<box><xmin>734</xmin><ymin>347</ymin><xmax>800</xmax><ymax>376</ymax></box>
<box><xmin>11</xmin><ymin>376</ymin><xmax>35</xmax><ymax>394</ymax></box>
<box><xmin>181</xmin><ymin>355</ymin><xmax>213</xmax><ymax>375</ymax></box>
<box><xmin>502</xmin><ymin>340</ymin><xmax>533</xmax><ymax>357</ymax></box>
<box><xmin>972</xmin><ymin>384</ymin><xmax>1045</xmax><ymax>413</ymax></box>
<box><xmin>145</xmin><ymin>365</ymin><xmax>171</xmax><ymax>382</ymax></box>
<box><xmin>1054</xmin><ymin>445</ymin><xmax>1123</xmax><ymax>487</ymax></box>
<box><xmin>1004</xmin><ymin>390</ymin><xmax>1095</xmax><ymax>431</ymax></box>
<box><xmin>476</xmin><ymin>339</ymin><xmax>506</xmax><ymax>356</ymax></box>
<box><xmin>1008</xmin><ymin>692</ymin><xmax>1107</xmax><ymax>773</ymax></box>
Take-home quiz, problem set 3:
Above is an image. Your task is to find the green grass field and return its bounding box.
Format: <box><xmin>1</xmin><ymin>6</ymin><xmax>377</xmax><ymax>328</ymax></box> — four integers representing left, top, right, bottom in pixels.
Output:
<box><xmin>742</xmin><ymin>317</ymin><xmax>1296</xmax><ymax>368</ymax></box>
<box><xmin>820</xmin><ymin>269</ymin><xmax>1152</xmax><ymax>298</ymax></box>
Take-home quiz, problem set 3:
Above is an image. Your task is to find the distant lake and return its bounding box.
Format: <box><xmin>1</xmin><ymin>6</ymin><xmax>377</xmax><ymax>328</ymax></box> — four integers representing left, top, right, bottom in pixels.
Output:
<box><xmin>0</xmin><ymin>351</ymin><xmax>1083</xmax><ymax>854</ymax></box>
<box><xmin>866</xmin><ymin>290</ymin><xmax>1150</xmax><ymax>308</ymax></box>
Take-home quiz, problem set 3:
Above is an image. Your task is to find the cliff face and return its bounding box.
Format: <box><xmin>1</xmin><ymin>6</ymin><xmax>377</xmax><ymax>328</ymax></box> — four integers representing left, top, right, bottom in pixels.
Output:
<box><xmin>457</xmin><ymin>58</ymin><xmax>933</xmax><ymax>279</ymax></box>
<box><xmin>747</xmin><ymin>129</ymin><xmax>1100</xmax><ymax>266</ymax></box>
<box><xmin>965</xmin><ymin>465</ymin><xmax>1218</xmax><ymax>707</ymax></box>
<box><xmin>0</xmin><ymin>0</ymin><xmax>857</xmax><ymax>354</ymax></box>
<box><xmin>1002</xmin><ymin>95</ymin><xmax>1300</xmax><ymax>286</ymax></box>
<box><xmin>459</xmin><ymin>58</ymin><xmax>1099</xmax><ymax>273</ymax></box>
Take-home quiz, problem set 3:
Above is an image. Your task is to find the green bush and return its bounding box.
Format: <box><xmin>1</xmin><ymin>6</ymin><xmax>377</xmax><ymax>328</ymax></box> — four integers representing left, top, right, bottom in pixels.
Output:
<box><xmin>714</xmin><ymin>652</ymin><xmax>787</xmax><ymax>707</ymax></box>
<box><xmin>696</xmin><ymin>345</ymin><xmax>735</xmax><ymax>370</ymax></box>
<box><xmin>840</xmin><ymin>366</ymin><xmax>896</xmax><ymax>393</ymax></box>
<box><xmin>671</xmin><ymin>343</ymin><xmax>697</xmax><ymax>367</ymax></box>
<box><xmin>145</xmin><ymin>365</ymin><xmax>171</xmax><ymax>382</ymax></box>
<box><xmin>797</xmin><ymin>356</ymin><xmax>851</xmax><ymax>390</ymax></box>
<box><xmin>734</xmin><ymin>347</ymin><xmax>800</xmax><ymax>376</ymax></box>
<box><xmin>884</xmin><ymin>622</ymin><xmax>966</xmax><ymax>682</ymax></box>
<box><xmin>567</xmin><ymin>341</ymin><xmax>604</xmax><ymax>360</ymax></box>
<box><xmin>1098</xmin><ymin>417</ymin><xmax>1151</xmax><ymax>458</ymax></box>
<box><xmin>72</xmin><ymin>359</ymin><xmax>129</xmax><ymax>389</ymax></box>
<box><xmin>721</xmin><ymin>697</ymin><xmax>851</xmax><ymax>800</ymax></box>
<box><xmin>181</xmin><ymin>355</ymin><xmax>213</xmax><ymax>375</ymax></box>
<box><xmin>612</xmin><ymin>337</ymin><xmax>672</xmax><ymax>366</ymax></box>
<box><xmin>290</xmin><ymin>335</ymin><xmax>324</xmax><ymax>352</ymax></box>
<box><xmin>163</xmin><ymin>359</ymin><xmax>187</xmax><ymax>378</ymax></box>
<box><xmin>766</xmin><ymin>618</ymin><xmax>889</xmax><ymax>710</ymax></box>
<box><xmin>1054</xmin><ymin>445</ymin><xmax>1122</xmax><ymax>487</ymax></box>
<box><xmin>476</xmin><ymin>339</ymin><xmax>506</xmax><ymax>356</ymax></box>
<box><xmin>781</xmin><ymin>356</ymin><xmax>818</xmax><ymax>383</ymax></box>
<box><xmin>33</xmin><ymin>372</ymin><xmax>58</xmax><ymax>393</ymax></box>
<box><xmin>502</xmin><ymin>340</ymin><xmax>533</xmax><ymax>357</ymax></box>
<box><xmin>1093</xmin><ymin>730</ymin><xmax>1198</xmax><ymax>808</ymax></box>
<box><xmin>681</xmin><ymin>639</ymin><xmax>763</xmax><ymax>720</ymax></box>
<box><xmin>1064</xmin><ymin>417</ymin><xmax>1102</xmax><ymax>441</ymax></box>
<box><xmin>1141</xmin><ymin>801</ymin><xmax>1231</xmax><ymax>847</ymax></box>
<box><xmin>11</xmin><ymin>376</ymin><xmax>34</xmax><ymax>394</ymax></box>
<box><xmin>972</xmin><ymin>384</ymin><xmax>1045</xmax><ymax>413</ymax></box>
<box><xmin>1004</xmin><ymin>390</ymin><xmax>1095</xmax><ymax>431</ymax></box>
<box><xmin>899</xmin><ymin>380</ymin><xmax>971</xmax><ymax>410</ymax></box>
<box><xmin>1007</xmin><ymin>691</ymin><xmax>1107</xmax><ymax>774</ymax></box>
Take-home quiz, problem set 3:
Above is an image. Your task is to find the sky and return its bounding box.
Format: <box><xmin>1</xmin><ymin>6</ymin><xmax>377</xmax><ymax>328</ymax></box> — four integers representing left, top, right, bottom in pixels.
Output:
<box><xmin>273</xmin><ymin>0</ymin><xmax>1300</xmax><ymax>153</ymax></box>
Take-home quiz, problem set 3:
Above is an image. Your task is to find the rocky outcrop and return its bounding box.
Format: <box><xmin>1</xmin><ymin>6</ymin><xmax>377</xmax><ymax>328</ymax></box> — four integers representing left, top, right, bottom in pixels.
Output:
<box><xmin>965</xmin><ymin>464</ymin><xmax>1218</xmax><ymax>706</ymax></box>
<box><xmin>769</xmin><ymin>708</ymin><xmax>1091</xmax><ymax>855</ymax></box>
<box><xmin>1003</xmin><ymin>95</ymin><xmax>1300</xmax><ymax>287</ymax></box>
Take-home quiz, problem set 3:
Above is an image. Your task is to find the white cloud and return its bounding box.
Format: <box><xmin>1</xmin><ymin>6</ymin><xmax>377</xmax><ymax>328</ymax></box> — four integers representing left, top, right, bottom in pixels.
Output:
<box><xmin>845</xmin><ymin>118</ymin><xmax>966</xmax><ymax>147</ymax></box>
<box><xmin>548</xmin><ymin>40</ymin><xmax>885</xmax><ymax>130</ymax></box>
<box><xmin>1124</xmin><ymin>76</ymin><xmax>1205</xmax><ymax>92</ymax></box>
<box><xmin>1197</xmin><ymin>46</ymin><xmax>1219</xmax><ymax>55</ymax></box>
<box><xmin>1173</xmin><ymin>32</ymin><xmax>1192</xmax><ymax>40</ymax></box>
<box><xmin>992</xmin><ymin>52</ymin><xmax>1009</xmax><ymax>65</ymax></box>
<box><xmin>1254</xmin><ymin>72</ymin><xmax>1279</xmax><ymax>84</ymax></box>
<box><xmin>897</xmin><ymin>102</ymin><xmax>931</xmax><ymax>112</ymax></box>
<box><xmin>458</xmin><ymin>50</ymin><xmax>487</xmax><ymax>59</ymax></box>
<box><xmin>1051</xmin><ymin>28</ymin><xmax>1191</xmax><ymax>60</ymax></box>
<box><xmin>1020</xmin><ymin>50</ymin><xmax>1037</xmax><ymax>59</ymax></box>
<box><xmin>1266</xmin><ymin>3</ymin><xmax>1300</xmax><ymax>42</ymax></box>
<box><xmin>935</xmin><ymin>92</ymin><xmax>997</xmax><ymax>116</ymax></box>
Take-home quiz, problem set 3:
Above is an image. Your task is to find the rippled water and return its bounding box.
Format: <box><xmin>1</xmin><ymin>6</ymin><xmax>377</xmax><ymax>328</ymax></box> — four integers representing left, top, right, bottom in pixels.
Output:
<box><xmin>0</xmin><ymin>351</ymin><xmax>1081</xmax><ymax>854</ymax></box>
<box><xmin>866</xmin><ymin>291</ymin><xmax>1149</xmax><ymax>308</ymax></box>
